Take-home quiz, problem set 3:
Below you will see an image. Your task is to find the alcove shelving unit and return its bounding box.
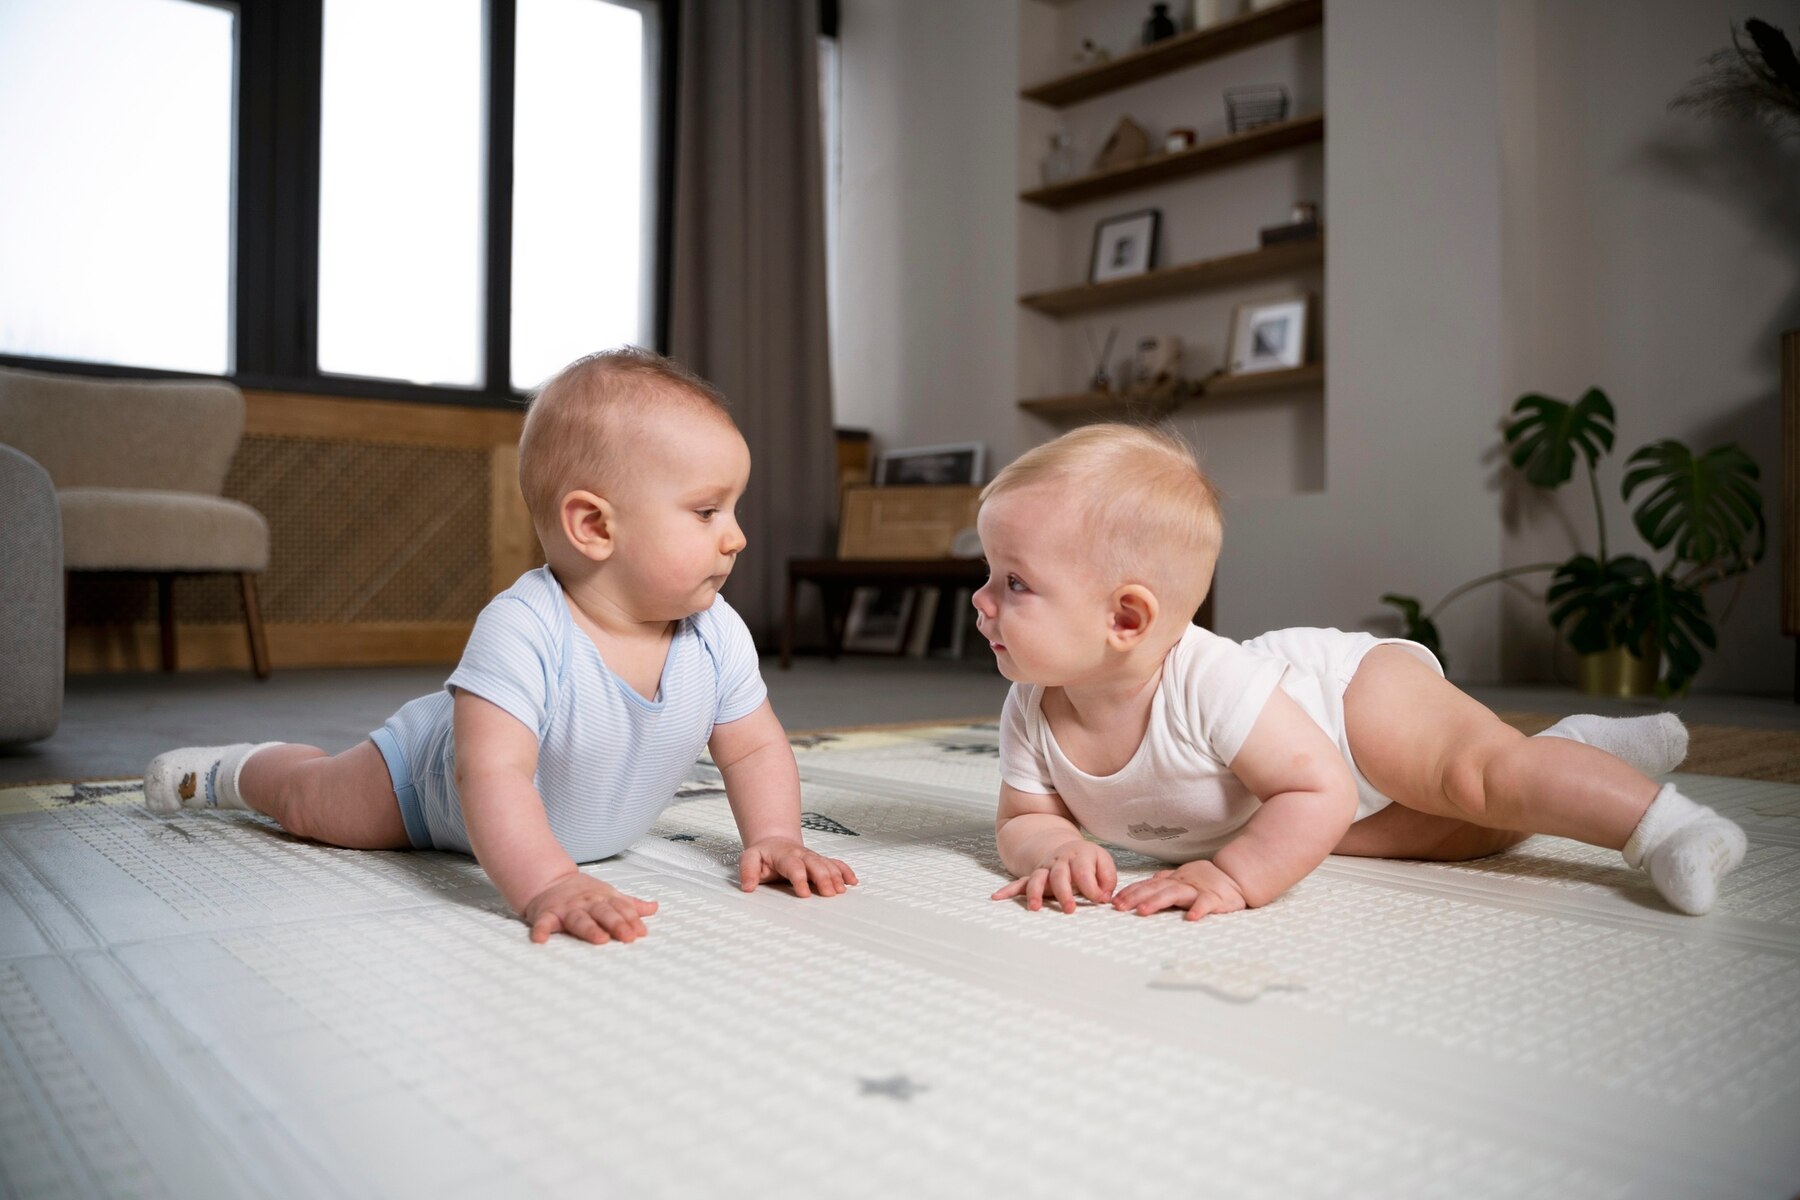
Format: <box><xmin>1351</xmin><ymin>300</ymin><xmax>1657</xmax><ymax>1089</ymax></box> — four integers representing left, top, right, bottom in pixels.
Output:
<box><xmin>1018</xmin><ymin>112</ymin><xmax>1323</xmax><ymax>210</ymax></box>
<box><xmin>1016</xmin><ymin>0</ymin><xmax>1324</xmax><ymax>422</ymax></box>
<box><xmin>1019</xmin><ymin>0</ymin><xmax>1322</xmax><ymax>107</ymax></box>
<box><xmin>1018</xmin><ymin>363</ymin><xmax>1323</xmax><ymax>418</ymax></box>
<box><xmin>1018</xmin><ymin>236</ymin><xmax>1324</xmax><ymax>317</ymax></box>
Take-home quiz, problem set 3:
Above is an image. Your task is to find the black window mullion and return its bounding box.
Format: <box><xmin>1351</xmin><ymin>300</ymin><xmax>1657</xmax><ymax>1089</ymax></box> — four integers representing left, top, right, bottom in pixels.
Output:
<box><xmin>236</xmin><ymin>0</ymin><xmax>322</xmax><ymax>382</ymax></box>
<box><xmin>652</xmin><ymin>0</ymin><xmax>678</xmax><ymax>355</ymax></box>
<box><xmin>234</xmin><ymin>0</ymin><xmax>273</xmax><ymax>376</ymax></box>
<box><xmin>484</xmin><ymin>0</ymin><xmax>517</xmax><ymax>396</ymax></box>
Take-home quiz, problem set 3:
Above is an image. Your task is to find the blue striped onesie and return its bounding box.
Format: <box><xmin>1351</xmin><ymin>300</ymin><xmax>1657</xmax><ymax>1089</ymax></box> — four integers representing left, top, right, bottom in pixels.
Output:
<box><xmin>370</xmin><ymin>566</ymin><xmax>767</xmax><ymax>861</ymax></box>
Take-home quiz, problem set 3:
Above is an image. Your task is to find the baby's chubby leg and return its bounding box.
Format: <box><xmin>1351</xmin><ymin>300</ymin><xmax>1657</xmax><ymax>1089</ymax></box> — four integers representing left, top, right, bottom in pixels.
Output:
<box><xmin>145</xmin><ymin>741</ymin><xmax>409</xmax><ymax>850</ymax></box>
<box><xmin>1340</xmin><ymin>647</ymin><xmax>1745</xmax><ymax>914</ymax></box>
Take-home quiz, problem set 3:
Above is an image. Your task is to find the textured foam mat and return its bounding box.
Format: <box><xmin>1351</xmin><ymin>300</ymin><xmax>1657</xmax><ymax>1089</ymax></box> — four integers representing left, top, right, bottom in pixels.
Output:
<box><xmin>1</xmin><ymin>723</ymin><xmax>1797</xmax><ymax>1198</ymax></box>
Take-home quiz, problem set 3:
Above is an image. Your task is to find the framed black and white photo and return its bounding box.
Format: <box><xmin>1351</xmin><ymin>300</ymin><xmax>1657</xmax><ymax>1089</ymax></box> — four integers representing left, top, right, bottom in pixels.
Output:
<box><xmin>1227</xmin><ymin>295</ymin><xmax>1309</xmax><ymax>375</ymax></box>
<box><xmin>1089</xmin><ymin>209</ymin><xmax>1160</xmax><ymax>284</ymax></box>
<box><xmin>874</xmin><ymin>442</ymin><xmax>986</xmax><ymax>486</ymax></box>
<box><xmin>842</xmin><ymin>586</ymin><xmax>917</xmax><ymax>654</ymax></box>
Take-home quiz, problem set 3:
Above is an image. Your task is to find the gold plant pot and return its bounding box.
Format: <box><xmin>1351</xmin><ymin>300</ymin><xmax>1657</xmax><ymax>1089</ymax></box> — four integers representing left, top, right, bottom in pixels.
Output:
<box><xmin>1576</xmin><ymin>642</ymin><xmax>1661</xmax><ymax>698</ymax></box>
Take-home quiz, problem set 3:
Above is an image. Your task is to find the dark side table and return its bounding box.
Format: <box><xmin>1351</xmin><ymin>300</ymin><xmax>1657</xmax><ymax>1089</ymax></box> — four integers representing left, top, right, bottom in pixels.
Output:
<box><xmin>781</xmin><ymin>557</ymin><xmax>990</xmax><ymax>669</ymax></box>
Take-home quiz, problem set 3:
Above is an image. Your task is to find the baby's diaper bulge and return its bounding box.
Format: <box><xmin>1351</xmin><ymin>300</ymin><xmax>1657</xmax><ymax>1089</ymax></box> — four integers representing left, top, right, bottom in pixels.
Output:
<box><xmin>1239</xmin><ymin>627</ymin><xmax>1444</xmax><ymax>822</ymax></box>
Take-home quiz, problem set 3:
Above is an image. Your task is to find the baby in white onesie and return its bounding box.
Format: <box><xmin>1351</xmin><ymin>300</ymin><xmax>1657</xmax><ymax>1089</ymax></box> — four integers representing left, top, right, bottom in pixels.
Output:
<box><xmin>976</xmin><ymin>424</ymin><xmax>1745</xmax><ymax>920</ymax></box>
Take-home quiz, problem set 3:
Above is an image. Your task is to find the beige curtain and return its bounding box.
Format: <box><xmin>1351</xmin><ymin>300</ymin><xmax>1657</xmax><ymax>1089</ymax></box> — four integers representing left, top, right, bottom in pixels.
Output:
<box><xmin>669</xmin><ymin>0</ymin><xmax>836</xmax><ymax>649</ymax></box>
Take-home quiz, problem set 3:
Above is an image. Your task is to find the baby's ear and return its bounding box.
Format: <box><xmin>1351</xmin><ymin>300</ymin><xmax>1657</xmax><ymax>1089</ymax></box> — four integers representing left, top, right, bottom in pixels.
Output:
<box><xmin>1107</xmin><ymin>584</ymin><xmax>1158</xmax><ymax>647</ymax></box>
<box><xmin>560</xmin><ymin>490</ymin><xmax>615</xmax><ymax>562</ymax></box>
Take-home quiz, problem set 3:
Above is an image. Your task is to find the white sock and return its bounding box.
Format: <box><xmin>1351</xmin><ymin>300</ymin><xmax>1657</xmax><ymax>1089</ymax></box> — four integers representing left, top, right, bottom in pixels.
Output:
<box><xmin>144</xmin><ymin>743</ymin><xmax>281</xmax><ymax>813</ymax></box>
<box><xmin>1534</xmin><ymin>712</ymin><xmax>1688</xmax><ymax>776</ymax></box>
<box><xmin>1621</xmin><ymin>783</ymin><xmax>1747</xmax><ymax>915</ymax></box>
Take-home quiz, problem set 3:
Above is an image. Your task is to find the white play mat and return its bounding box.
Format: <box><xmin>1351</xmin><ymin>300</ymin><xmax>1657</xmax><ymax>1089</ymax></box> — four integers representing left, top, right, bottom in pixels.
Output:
<box><xmin>1</xmin><ymin>721</ymin><xmax>1796</xmax><ymax>1198</ymax></box>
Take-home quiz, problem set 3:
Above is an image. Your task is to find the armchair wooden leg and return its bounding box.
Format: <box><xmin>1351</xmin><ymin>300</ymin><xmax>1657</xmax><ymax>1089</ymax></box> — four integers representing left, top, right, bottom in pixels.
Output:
<box><xmin>239</xmin><ymin>572</ymin><xmax>271</xmax><ymax>680</ymax></box>
<box><xmin>157</xmin><ymin>573</ymin><xmax>177</xmax><ymax>672</ymax></box>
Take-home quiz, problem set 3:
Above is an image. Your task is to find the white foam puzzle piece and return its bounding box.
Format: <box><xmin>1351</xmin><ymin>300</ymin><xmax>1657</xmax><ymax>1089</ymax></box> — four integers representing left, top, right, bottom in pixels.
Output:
<box><xmin>0</xmin><ymin>731</ymin><xmax>1796</xmax><ymax>1198</ymax></box>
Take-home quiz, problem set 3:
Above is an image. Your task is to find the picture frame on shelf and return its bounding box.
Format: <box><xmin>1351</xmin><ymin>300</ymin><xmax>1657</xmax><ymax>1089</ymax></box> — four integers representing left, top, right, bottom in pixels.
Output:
<box><xmin>1226</xmin><ymin>295</ymin><xmax>1309</xmax><ymax>375</ymax></box>
<box><xmin>842</xmin><ymin>587</ymin><xmax>917</xmax><ymax>654</ymax></box>
<box><xmin>1089</xmin><ymin>209</ymin><xmax>1160</xmax><ymax>284</ymax></box>
<box><xmin>874</xmin><ymin>442</ymin><xmax>987</xmax><ymax>486</ymax></box>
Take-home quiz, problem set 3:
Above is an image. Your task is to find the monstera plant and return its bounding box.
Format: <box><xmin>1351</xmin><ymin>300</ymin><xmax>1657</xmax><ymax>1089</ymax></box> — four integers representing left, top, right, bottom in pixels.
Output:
<box><xmin>1382</xmin><ymin>388</ymin><xmax>1765</xmax><ymax>697</ymax></box>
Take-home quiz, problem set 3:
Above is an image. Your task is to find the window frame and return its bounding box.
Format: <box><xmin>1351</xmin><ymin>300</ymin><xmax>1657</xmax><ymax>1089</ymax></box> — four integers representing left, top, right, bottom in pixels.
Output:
<box><xmin>0</xmin><ymin>0</ymin><xmax>678</xmax><ymax>410</ymax></box>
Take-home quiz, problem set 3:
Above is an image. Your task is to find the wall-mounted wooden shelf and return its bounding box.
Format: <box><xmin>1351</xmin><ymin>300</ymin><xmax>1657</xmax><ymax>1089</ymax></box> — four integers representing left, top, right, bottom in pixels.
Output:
<box><xmin>1019</xmin><ymin>363</ymin><xmax>1324</xmax><ymax>418</ymax></box>
<box><xmin>1021</xmin><ymin>0</ymin><xmax>1323</xmax><ymax>108</ymax></box>
<box><xmin>1020</xmin><ymin>113</ymin><xmax>1324</xmax><ymax>210</ymax></box>
<box><xmin>1017</xmin><ymin>391</ymin><xmax>1188</xmax><ymax>419</ymax></box>
<box><xmin>1019</xmin><ymin>238</ymin><xmax>1323</xmax><ymax>317</ymax></box>
<box><xmin>1202</xmin><ymin>363</ymin><xmax>1325</xmax><ymax>396</ymax></box>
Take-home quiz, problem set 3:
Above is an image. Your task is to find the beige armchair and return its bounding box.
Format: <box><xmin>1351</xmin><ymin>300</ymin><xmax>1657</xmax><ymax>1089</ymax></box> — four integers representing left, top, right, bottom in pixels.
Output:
<box><xmin>0</xmin><ymin>364</ymin><xmax>271</xmax><ymax>678</ymax></box>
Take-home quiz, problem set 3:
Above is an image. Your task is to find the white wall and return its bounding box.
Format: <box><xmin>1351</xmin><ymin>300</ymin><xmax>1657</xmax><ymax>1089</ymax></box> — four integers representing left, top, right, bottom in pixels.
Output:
<box><xmin>835</xmin><ymin>0</ymin><xmax>1800</xmax><ymax>693</ymax></box>
<box><xmin>832</xmin><ymin>0</ymin><xmax>1026</xmax><ymax>466</ymax></box>
<box><xmin>1496</xmin><ymin>0</ymin><xmax>1800</xmax><ymax>693</ymax></box>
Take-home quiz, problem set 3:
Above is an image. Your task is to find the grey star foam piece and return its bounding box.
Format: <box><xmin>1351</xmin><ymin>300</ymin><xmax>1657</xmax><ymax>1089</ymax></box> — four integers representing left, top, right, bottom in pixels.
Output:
<box><xmin>1148</xmin><ymin>959</ymin><xmax>1305</xmax><ymax>1002</ymax></box>
<box><xmin>858</xmin><ymin>1075</ymin><xmax>927</xmax><ymax>1101</ymax></box>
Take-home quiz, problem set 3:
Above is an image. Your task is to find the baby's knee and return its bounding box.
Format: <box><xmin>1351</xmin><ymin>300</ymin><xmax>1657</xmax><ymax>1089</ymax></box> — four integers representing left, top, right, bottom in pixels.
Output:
<box><xmin>1439</xmin><ymin>731</ymin><xmax>1528</xmax><ymax>818</ymax></box>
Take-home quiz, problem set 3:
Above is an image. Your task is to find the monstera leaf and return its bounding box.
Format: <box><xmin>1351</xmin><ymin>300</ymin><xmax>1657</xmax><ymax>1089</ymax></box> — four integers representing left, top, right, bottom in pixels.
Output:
<box><xmin>1622</xmin><ymin>440</ymin><xmax>1765</xmax><ymax>574</ymax></box>
<box><xmin>1546</xmin><ymin>554</ymin><xmax>1654</xmax><ymax>655</ymax></box>
<box><xmin>1638</xmin><ymin>572</ymin><xmax>1716</xmax><ymax>697</ymax></box>
<box><xmin>1503</xmin><ymin>388</ymin><xmax>1616</xmax><ymax>489</ymax></box>
<box><xmin>1379</xmin><ymin>594</ymin><xmax>1444</xmax><ymax>669</ymax></box>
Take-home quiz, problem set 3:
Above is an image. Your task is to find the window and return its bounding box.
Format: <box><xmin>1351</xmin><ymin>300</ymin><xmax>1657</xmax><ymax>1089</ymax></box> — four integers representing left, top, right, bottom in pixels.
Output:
<box><xmin>510</xmin><ymin>0</ymin><xmax>653</xmax><ymax>390</ymax></box>
<box><xmin>0</xmin><ymin>0</ymin><xmax>235</xmax><ymax>374</ymax></box>
<box><xmin>0</xmin><ymin>0</ymin><xmax>669</xmax><ymax>405</ymax></box>
<box><xmin>316</xmin><ymin>0</ymin><xmax>485</xmax><ymax>388</ymax></box>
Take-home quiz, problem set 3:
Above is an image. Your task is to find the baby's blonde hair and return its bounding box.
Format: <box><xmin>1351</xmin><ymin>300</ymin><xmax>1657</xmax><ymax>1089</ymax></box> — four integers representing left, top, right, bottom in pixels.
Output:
<box><xmin>517</xmin><ymin>347</ymin><xmax>733</xmax><ymax>538</ymax></box>
<box><xmin>981</xmin><ymin>424</ymin><xmax>1222</xmax><ymax>617</ymax></box>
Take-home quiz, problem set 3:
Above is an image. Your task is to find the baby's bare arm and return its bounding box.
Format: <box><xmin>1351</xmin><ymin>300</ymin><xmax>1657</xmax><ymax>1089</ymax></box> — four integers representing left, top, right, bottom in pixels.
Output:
<box><xmin>453</xmin><ymin>691</ymin><xmax>657</xmax><ymax>943</ymax></box>
<box><xmin>992</xmin><ymin>783</ymin><xmax>1117</xmax><ymax>911</ymax></box>
<box><xmin>1114</xmin><ymin>692</ymin><xmax>1356</xmax><ymax>919</ymax></box>
<box><xmin>710</xmin><ymin>701</ymin><xmax>857</xmax><ymax>897</ymax></box>
<box><xmin>1213</xmin><ymin>687</ymin><xmax>1359</xmax><ymax>906</ymax></box>
<box><xmin>995</xmin><ymin>782</ymin><xmax>1087</xmax><ymax>875</ymax></box>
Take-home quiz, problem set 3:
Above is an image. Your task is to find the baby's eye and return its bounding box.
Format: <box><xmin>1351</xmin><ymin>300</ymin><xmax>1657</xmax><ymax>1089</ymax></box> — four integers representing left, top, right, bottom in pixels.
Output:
<box><xmin>1006</xmin><ymin>574</ymin><xmax>1028</xmax><ymax>593</ymax></box>
<box><xmin>697</xmin><ymin>507</ymin><xmax>719</xmax><ymax>521</ymax></box>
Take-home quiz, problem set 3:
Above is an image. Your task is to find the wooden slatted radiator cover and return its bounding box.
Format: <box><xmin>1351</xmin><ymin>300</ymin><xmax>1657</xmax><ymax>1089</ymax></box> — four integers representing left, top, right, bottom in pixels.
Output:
<box><xmin>67</xmin><ymin>391</ymin><xmax>540</xmax><ymax>672</ymax></box>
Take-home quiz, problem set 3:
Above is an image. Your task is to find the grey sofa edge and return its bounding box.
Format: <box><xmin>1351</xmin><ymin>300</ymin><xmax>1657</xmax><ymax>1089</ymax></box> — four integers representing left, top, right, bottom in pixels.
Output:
<box><xmin>0</xmin><ymin>443</ymin><xmax>64</xmax><ymax>744</ymax></box>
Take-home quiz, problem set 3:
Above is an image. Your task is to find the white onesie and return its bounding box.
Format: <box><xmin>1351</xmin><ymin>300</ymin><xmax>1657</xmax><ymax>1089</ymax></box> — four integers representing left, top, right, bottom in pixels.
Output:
<box><xmin>997</xmin><ymin>625</ymin><xmax>1442</xmax><ymax>862</ymax></box>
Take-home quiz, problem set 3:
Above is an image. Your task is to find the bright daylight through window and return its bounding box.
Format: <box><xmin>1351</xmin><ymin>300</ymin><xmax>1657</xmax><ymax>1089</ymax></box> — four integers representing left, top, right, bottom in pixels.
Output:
<box><xmin>0</xmin><ymin>0</ymin><xmax>235</xmax><ymax>374</ymax></box>
<box><xmin>317</xmin><ymin>0</ymin><xmax>485</xmax><ymax>388</ymax></box>
<box><xmin>510</xmin><ymin>0</ymin><xmax>651</xmax><ymax>391</ymax></box>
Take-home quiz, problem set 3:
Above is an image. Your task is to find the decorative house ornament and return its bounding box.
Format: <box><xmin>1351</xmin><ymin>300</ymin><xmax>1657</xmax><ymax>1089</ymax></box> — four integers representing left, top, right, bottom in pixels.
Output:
<box><xmin>1092</xmin><ymin>117</ymin><xmax>1151</xmax><ymax>171</ymax></box>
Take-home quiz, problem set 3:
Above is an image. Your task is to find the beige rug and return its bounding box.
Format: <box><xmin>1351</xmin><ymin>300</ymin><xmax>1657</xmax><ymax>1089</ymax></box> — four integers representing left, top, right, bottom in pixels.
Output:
<box><xmin>1498</xmin><ymin>713</ymin><xmax>1800</xmax><ymax>784</ymax></box>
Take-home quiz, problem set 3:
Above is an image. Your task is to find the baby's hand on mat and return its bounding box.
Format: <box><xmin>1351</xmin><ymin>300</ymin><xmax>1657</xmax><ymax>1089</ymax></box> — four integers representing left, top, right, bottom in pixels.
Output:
<box><xmin>522</xmin><ymin>873</ymin><xmax>658</xmax><ymax>945</ymax></box>
<box><xmin>1112</xmin><ymin>860</ymin><xmax>1246</xmax><ymax>921</ymax></box>
<box><xmin>739</xmin><ymin>838</ymin><xmax>858</xmax><ymax>897</ymax></box>
<box><xmin>991</xmin><ymin>839</ymin><xmax>1117</xmax><ymax>913</ymax></box>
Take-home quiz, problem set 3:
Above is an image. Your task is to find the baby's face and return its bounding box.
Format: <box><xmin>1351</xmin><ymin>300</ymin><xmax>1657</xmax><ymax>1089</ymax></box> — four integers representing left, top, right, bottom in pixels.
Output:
<box><xmin>972</xmin><ymin>489</ymin><xmax>1116</xmax><ymax>686</ymax></box>
<box><xmin>606</xmin><ymin>413</ymin><xmax>751</xmax><ymax>620</ymax></box>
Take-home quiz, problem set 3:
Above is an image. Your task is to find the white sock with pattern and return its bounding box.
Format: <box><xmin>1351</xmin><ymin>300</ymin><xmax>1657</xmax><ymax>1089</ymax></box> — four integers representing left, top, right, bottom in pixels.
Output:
<box><xmin>144</xmin><ymin>743</ymin><xmax>281</xmax><ymax>813</ymax></box>
<box><xmin>1621</xmin><ymin>784</ymin><xmax>1747</xmax><ymax>915</ymax></box>
<box><xmin>1533</xmin><ymin>712</ymin><xmax>1688</xmax><ymax>776</ymax></box>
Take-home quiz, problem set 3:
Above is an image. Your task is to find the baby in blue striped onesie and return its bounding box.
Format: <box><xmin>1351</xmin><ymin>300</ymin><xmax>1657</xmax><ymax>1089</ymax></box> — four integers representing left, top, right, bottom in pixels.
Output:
<box><xmin>144</xmin><ymin>348</ymin><xmax>857</xmax><ymax>945</ymax></box>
